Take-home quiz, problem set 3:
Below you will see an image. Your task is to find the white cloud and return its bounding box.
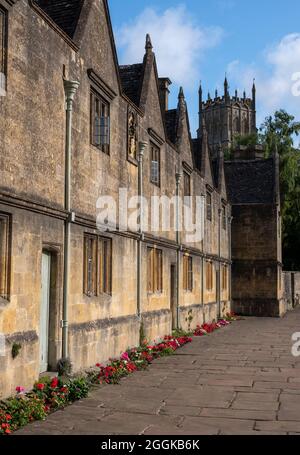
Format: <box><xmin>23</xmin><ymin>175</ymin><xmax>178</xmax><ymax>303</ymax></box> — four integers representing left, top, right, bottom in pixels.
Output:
<box><xmin>226</xmin><ymin>33</ymin><xmax>300</xmax><ymax>125</ymax></box>
<box><xmin>117</xmin><ymin>5</ymin><xmax>223</xmax><ymax>88</ymax></box>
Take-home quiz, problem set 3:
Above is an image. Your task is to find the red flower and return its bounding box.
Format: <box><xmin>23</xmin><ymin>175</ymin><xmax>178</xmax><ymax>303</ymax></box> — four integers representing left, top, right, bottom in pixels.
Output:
<box><xmin>50</xmin><ymin>377</ymin><xmax>59</xmax><ymax>389</ymax></box>
<box><xmin>36</xmin><ymin>383</ymin><xmax>45</xmax><ymax>390</ymax></box>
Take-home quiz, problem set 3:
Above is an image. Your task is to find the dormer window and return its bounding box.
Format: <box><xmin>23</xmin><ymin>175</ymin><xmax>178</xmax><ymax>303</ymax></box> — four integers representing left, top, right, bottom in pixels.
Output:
<box><xmin>90</xmin><ymin>89</ymin><xmax>110</xmax><ymax>154</ymax></box>
<box><xmin>0</xmin><ymin>7</ymin><xmax>8</xmax><ymax>96</ymax></box>
<box><xmin>206</xmin><ymin>192</ymin><xmax>212</xmax><ymax>221</ymax></box>
<box><xmin>222</xmin><ymin>205</ymin><xmax>227</xmax><ymax>230</ymax></box>
<box><xmin>150</xmin><ymin>142</ymin><xmax>160</xmax><ymax>187</ymax></box>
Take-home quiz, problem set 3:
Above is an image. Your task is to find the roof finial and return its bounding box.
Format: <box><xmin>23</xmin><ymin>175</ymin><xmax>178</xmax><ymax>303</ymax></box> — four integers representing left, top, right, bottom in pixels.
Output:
<box><xmin>235</xmin><ymin>89</ymin><xmax>238</xmax><ymax>98</ymax></box>
<box><xmin>208</xmin><ymin>91</ymin><xmax>211</xmax><ymax>101</ymax></box>
<box><xmin>224</xmin><ymin>73</ymin><xmax>229</xmax><ymax>99</ymax></box>
<box><xmin>243</xmin><ymin>89</ymin><xmax>246</xmax><ymax>99</ymax></box>
<box><xmin>252</xmin><ymin>78</ymin><xmax>256</xmax><ymax>109</ymax></box>
<box><xmin>145</xmin><ymin>34</ymin><xmax>153</xmax><ymax>53</ymax></box>
<box><xmin>215</xmin><ymin>89</ymin><xmax>218</xmax><ymax>98</ymax></box>
<box><xmin>178</xmin><ymin>86</ymin><xmax>185</xmax><ymax>100</ymax></box>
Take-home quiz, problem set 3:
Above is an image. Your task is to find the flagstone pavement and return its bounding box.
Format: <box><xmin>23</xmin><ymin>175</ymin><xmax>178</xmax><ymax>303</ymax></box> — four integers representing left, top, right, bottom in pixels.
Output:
<box><xmin>17</xmin><ymin>308</ymin><xmax>300</xmax><ymax>435</ymax></box>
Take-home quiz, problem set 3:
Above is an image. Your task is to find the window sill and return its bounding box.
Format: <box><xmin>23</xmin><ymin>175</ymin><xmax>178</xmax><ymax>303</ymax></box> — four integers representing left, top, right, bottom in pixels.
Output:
<box><xmin>83</xmin><ymin>293</ymin><xmax>112</xmax><ymax>301</ymax></box>
<box><xmin>150</xmin><ymin>182</ymin><xmax>161</xmax><ymax>188</ymax></box>
<box><xmin>90</xmin><ymin>143</ymin><xmax>110</xmax><ymax>155</ymax></box>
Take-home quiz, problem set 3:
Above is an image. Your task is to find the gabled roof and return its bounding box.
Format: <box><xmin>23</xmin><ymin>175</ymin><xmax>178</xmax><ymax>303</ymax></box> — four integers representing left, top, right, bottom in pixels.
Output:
<box><xmin>34</xmin><ymin>0</ymin><xmax>84</xmax><ymax>38</ymax></box>
<box><xmin>165</xmin><ymin>109</ymin><xmax>177</xmax><ymax>144</ymax></box>
<box><xmin>224</xmin><ymin>158</ymin><xmax>275</xmax><ymax>204</ymax></box>
<box><xmin>119</xmin><ymin>64</ymin><xmax>144</xmax><ymax>106</ymax></box>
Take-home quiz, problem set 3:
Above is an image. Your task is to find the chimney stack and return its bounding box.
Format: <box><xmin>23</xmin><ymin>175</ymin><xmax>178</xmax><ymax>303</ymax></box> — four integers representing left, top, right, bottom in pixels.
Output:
<box><xmin>158</xmin><ymin>77</ymin><xmax>172</xmax><ymax>111</ymax></box>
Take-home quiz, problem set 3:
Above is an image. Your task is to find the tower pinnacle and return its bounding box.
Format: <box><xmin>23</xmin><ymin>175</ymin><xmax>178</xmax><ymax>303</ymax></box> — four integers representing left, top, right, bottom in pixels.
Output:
<box><xmin>145</xmin><ymin>34</ymin><xmax>153</xmax><ymax>53</ymax></box>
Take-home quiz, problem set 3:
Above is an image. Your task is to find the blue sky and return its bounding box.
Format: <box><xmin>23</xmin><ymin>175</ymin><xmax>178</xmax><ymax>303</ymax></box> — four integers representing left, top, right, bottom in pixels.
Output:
<box><xmin>109</xmin><ymin>0</ymin><xmax>300</xmax><ymax>137</ymax></box>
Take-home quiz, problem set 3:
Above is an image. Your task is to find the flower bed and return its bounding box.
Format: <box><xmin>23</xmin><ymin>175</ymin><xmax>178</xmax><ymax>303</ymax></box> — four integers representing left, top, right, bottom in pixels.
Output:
<box><xmin>0</xmin><ymin>376</ymin><xmax>89</xmax><ymax>435</ymax></box>
<box><xmin>193</xmin><ymin>313</ymin><xmax>239</xmax><ymax>337</ymax></box>
<box><xmin>0</xmin><ymin>318</ymin><xmax>235</xmax><ymax>435</ymax></box>
<box><xmin>93</xmin><ymin>335</ymin><xmax>193</xmax><ymax>385</ymax></box>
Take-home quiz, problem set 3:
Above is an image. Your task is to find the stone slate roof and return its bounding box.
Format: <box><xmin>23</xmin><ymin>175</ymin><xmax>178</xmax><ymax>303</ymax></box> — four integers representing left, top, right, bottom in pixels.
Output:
<box><xmin>225</xmin><ymin>158</ymin><xmax>275</xmax><ymax>204</ymax></box>
<box><xmin>165</xmin><ymin>109</ymin><xmax>177</xmax><ymax>144</ymax></box>
<box><xmin>35</xmin><ymin>0</ymin><xmax>84</xmax><ymax>38</ymax></box>
<box><xmin>119</xmin><ymin>64</ymin><xmax>144</xmax><ymax>106</ymax></box>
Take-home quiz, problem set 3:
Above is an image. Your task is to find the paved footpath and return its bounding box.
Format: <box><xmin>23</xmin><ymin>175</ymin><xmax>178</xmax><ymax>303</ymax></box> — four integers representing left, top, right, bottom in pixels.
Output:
<box><xmin>17</xmin><ymin>308</ymin><xmax>300</xmax><ymax>435</ymax></box>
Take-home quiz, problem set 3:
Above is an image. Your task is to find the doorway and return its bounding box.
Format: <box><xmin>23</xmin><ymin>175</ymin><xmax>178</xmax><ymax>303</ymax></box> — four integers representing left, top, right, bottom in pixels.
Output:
<box><xmin>170</xmin><ymin>264</ymin><xmax>177</xmax><ymax>329</ymax></box>
<box><xmin>40</xmin><ymin>251</ymin><xmax>52</xmax><ymax>373</ymax></box>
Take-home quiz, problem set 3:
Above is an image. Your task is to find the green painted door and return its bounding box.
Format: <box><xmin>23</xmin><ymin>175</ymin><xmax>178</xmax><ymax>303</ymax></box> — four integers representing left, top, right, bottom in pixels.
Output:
<box><xmin>40</xmin><ymin>251</ymin><xmax>51</xmax><ymax>373</ymax></box>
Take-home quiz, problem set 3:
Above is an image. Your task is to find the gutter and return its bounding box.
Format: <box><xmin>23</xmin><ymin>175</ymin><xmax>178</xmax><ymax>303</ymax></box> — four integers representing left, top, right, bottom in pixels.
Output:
<box><xmin>137</xmin><ymin>141</ymin><xmax>148</xmax><ymax>320</ymax></box>
<box><xmin>175</xmin><ymin>172</ymin><xmax>182</xmax><ymax>328</ymax></box>
<box><xmin>217</xmin><ymin>208</ymin><xmax>222</xmax><ymax>319</ymax></box>
<box><xmin>62</xmin><ymin>79</ymin><xmax>80</xmax><ymax>359</ymax></box>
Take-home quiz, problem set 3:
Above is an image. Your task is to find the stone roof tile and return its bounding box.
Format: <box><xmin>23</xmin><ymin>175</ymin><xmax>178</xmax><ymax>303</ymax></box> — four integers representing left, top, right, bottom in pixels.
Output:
<box><xmin>224</xmin><ymin>158</ymin><xmax>275</xmax><ymax>204</ymax></box>
<box><xmin>119</xmin><ymin>64</ymin><xmax>144</xmax><ymax>106</ymax></box>
<box><xmin>35</xmin><ymin>0</ymin><xmax>84</xmax><ymax>39</ymax></box>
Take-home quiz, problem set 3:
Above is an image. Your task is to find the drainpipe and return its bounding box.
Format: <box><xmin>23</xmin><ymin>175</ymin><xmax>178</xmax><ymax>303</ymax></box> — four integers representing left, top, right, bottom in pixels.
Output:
<box><xmin>228</xmin><ymin>215</ymin><xmax>233</xmax><ymax>310</ymax></box>
<box><xmin>201</xmin><ymin>194</ymin><xmax>205</xmax><ymax>323</ymax></box>
<box><xmin>217</xmin><ymin>208</ymin><xmax>222</xmax><ymax>319</ymax></box>
<box><xmin>62</xmin><ymin>79</ymin><xmax>80</xmax><ymax>359</ymax></box>
<box><xmin>137</xmin><ymin>141</ymin><xmax>148</xmax><ymax>320</ymax></box>
<box><xmin>175</xmin><ymin>172</ymin><xmax>182</xmax><ymax>328</ymax></box>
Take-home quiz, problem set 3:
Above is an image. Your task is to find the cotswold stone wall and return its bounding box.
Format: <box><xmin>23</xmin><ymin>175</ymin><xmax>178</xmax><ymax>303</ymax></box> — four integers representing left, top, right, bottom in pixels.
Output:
<box><xmin>0</xmin><ymin>0</ymin><xmax>231</xmax><ymax>398</ymax></box>
<box><xmin>231</xmin><ymin>204</ymin><xmax>282</xmax><ymax>317</ymax></box>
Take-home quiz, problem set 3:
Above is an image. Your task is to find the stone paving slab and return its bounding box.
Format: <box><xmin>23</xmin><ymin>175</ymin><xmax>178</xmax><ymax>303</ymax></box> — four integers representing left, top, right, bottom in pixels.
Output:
<box><xmin>16</xmin><ymin>307</ymin><xmax>300</xmax><ymax>435</ymax></box>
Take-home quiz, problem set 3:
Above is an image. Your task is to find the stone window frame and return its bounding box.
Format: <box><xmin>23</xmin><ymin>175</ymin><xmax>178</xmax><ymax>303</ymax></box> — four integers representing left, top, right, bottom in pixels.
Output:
<box><xmin>90</xmin><ymin>89</ymin><xmax>110</xmax><ymax>155</ymax></box>
<box><xmin>150</xmin><ymin>142</ymin><xmax>161</xmax><ymax>187</ymax></box>
<box><xmin>222</xmin><ymin>204</ymin><xmax>227</xmax><ymax>230</ymax></box>
<box><xmin>183</xmin><ymin>254</ymin><xmax>193</xmax><ymax>292</ymax></box>
<box><xmin>183</xmin><ymin>170</ymin><xmax>191</xmax><ymax>197</ymax></box>
<box><xmin>206</xmin><ymin>260</ymin><xmax>213</xmax><ymax>291</ymax></box>
<box><xmin>221</xmin><ymin>264</ymin><xmax>228</xmax><ymax>291</ymax></box>
<box><xmin>206</xmin><ymin>190</ymin><xmax>212</xmax><ymax>222</ymax></box>
<box><xmin>83</xmin><ymin>234</ymin><xmax>112</xmax><ymax>297</ymax></box>
<box><xmin>147</xmin><ymin>246</ymin><xmax>163</xmax><ymax>294</ymax></box>
<box><xmin>0</xmin><ymin>212</ymin><xmax>11</xmax><ymax>301</ymax></box>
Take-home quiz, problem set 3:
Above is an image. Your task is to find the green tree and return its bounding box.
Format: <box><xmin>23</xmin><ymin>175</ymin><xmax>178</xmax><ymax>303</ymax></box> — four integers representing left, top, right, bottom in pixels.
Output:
<box><xmin>260</xmin><ymin>110</ymin><xmax>300</xmax><ymax>270</ymax></box>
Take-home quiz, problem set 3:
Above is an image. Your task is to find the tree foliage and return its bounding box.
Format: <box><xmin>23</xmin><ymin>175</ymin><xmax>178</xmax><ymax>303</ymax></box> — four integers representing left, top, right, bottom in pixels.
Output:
<box><xmin>260</xmin><ymin>110</ymin><xmax>300</xmax><ymax>270</ymax></box>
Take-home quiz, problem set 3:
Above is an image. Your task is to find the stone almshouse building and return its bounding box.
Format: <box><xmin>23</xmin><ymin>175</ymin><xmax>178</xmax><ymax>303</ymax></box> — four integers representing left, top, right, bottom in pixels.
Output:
<box><xmin>0</xmin><ymin>0</ymin><xmax>283</xmax><ymax>397</ymax></box>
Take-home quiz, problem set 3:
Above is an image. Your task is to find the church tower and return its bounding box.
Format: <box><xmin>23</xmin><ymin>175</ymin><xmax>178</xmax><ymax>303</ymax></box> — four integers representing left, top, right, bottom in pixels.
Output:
<box><xmin>197</xmin><ymin>77</ymin><xmax>257</xmax><ymax>156</ymax></box>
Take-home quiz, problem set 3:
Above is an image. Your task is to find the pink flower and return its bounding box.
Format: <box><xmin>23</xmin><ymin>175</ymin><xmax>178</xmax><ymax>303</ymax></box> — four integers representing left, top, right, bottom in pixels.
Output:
<box><xmin>16</xmin><ymin>386</ymin><xmax>25</xmax><ymax>394</ymax></box>
<box><xmin>120</xmin><ymin>352</ymin><xmax>130</xmax><ymax>362</ymax></box>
